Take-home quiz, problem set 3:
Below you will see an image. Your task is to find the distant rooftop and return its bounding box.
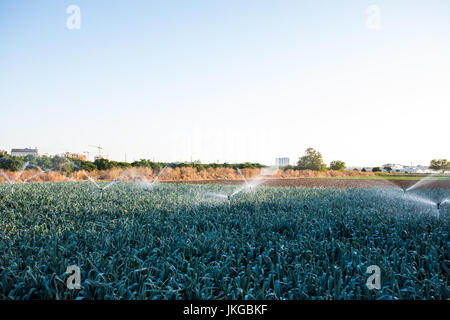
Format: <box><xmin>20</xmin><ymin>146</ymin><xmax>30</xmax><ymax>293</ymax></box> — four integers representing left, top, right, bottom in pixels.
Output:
<box><xmin>11</xmin><ymin>148</ymin><xmax>38</xmax><ymax>153</ymax></box>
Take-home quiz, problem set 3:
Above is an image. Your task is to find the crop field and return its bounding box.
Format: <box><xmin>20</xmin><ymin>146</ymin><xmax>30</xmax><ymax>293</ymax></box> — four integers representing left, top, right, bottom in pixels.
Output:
<box><xmin>175</xmin><ymin>178</ymin><xmax>450</xmax><ymax>189</ymax></box>
<box><xmin>0</xmin><ymin>182</ymin><xmax>449</xmax><ymax>300</ymax></box>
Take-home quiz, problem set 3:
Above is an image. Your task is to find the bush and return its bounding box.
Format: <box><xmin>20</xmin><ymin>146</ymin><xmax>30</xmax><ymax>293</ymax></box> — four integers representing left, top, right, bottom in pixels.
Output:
<box><xmin>0</xmin><ymin>156</ymin><xmax>25</xmax><ymax>171</ymax></box>
<box><xmin>329</xmin><ymin>160</ymin><xmax>346</xmax><ymax>171</ymax></box>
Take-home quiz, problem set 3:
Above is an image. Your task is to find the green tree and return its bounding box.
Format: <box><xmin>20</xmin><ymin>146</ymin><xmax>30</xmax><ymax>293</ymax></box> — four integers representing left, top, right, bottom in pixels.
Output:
<box><xmin>94</xmin><ymin>158</ymin><xmax>113</xmax><ymax>171</ymax></box>
<box><xmin>329</xmin><ymin>160</ymin><xmax>346</xmax><ymax>171</ymax></box>
<box><xmin>429</xmin><ymin>159</ymin><xmax>449</xmax><ymax>173</ymax></box>
<box><xmin>372</xmin><ymin>167</ymin><xmax>381</xmax><ymax>172</ymax></box>
<box><xmin>36</xmin><ymin>156</ymin><xmax>54</xmax><ymax>170</ymax></box>
<box><xmin>52</xmin><ymin>156</ymin><xmax>74</xmax><ymax>174</ymax></box>
<box><xmin>68</xmin><ymin>158</ymin><xmax>97</xmax><ymax>172</ymax></box>
<box><xmin>383</xmin><ymin>166</ymin><xmax>392</xmax><ymax>173</ymax></box>
<box><xmin>0</xmin><ymin>156</ymin><xmax>24</xmax><ymax>171</ymax></box>
<box><xmin>297</xmin><ymin>148</ymin><xmax>327</xmax><ymax>171</ymax></box>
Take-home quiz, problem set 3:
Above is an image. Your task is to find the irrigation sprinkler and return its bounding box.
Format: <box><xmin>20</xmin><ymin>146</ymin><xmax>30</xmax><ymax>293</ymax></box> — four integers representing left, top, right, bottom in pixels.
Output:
<box><xmin>144</xmin><ymin>166</ymin><xmax>168</xmax><ymax>190</ymax></box>
<box><xmin>405</xmin><ymin>172</ymin><xmax>449</xmax><ymax>193</ymax></box>
<box><xmin>0</xmin><ymin>163</ymin><xmax>51</xmax><ymax>185</ymax></box>
<box><xmin>0</xmin><ymin>170</ymin><xmax>14</xmax><ymax>185</ymax></box>
<box><xmin>236</xmin><ymin>168</ymin><xmax>250</xmax><ymax>188</ymax></box>
<box><xmin>204</xmin><ymin>166</ymin><xmax>279</xmax><ymax>208</ymax></box>
<box><xmin>22</xmin><ymin>167</ymin><xmax>53</xmax><ymax>183</ymax></box>
<box><xmin>377</xmin><ymin>176</ymin><xmax>448</xmax><ymax>216</ymax></box>
<box><xmin>58</xmin><ymin>157</ymin><xmax>121</xmax><ymax>194</ymax></box>
<box><xmin>0</xmin><ymin>161</ymin><xmax>30</xmax><ymax>184</ymax></box>
<box><xmin>15</xmin><ymin>161</ymin><xmax>30</xmax><ymax>181</ymax></box>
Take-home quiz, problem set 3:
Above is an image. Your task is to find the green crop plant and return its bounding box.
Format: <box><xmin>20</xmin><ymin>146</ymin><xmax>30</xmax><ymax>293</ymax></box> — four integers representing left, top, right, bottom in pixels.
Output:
<box><xmin>0</xmin><ymin>182</ymin><xmax>448</xmax><ymax>299</ymax></box>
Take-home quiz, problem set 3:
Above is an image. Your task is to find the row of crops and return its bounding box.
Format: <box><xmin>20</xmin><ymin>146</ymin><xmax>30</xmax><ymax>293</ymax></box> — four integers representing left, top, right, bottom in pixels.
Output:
<box><xmin>0</xmin><ymin>182</ymin><xmax>448</xmax><ymax>299</ymax></box>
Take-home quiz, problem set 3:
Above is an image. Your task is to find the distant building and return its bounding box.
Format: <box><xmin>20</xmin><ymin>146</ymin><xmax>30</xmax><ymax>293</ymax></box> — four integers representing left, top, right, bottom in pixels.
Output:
<box><xmin>382</xmin><ymin>163</ymin><xmax>404</xmax><ymax>171</ymax></box>
<box><xmin>275</xmin><ymin>157</ymin><xmax>290</xmax><ymax>167</ymax></box>
<box><xmin>94</xmin><ymin>154</ymin><xmax>110</xmax><ymax>161</ymax></box>
<box><xmin>381</xmin><ymin>163</ymin><xmax>434</xmax><ymax>173</ymax></box>
<box><xmin>41</xmin><ymin>153</ymin><xmax>53</xmax><ymax>157</ymax></box>
<box><xmin>11</xmin><ymin>148</ymin><xmax>39</xmax><ymax>157</ymax></box>
<box><xmin>64</xmin><ymin>152</ymin><xmax>87</xmax><ymax>161</ymax></box>
<box><xmin>403</xmin><ymin>165</ymin><xmax>433</xmax><ymax>173</ymax></box>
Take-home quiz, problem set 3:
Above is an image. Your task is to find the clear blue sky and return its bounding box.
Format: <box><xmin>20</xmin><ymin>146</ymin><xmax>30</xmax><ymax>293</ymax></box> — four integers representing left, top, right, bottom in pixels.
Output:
<box><xmin>1</xmin><ymin>0</ymin><xmax>449</xmax><ymax>166</ymax></box>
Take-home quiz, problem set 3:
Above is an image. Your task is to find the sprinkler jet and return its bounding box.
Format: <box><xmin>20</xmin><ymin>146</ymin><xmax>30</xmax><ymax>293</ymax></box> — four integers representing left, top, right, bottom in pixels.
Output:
<box><xmin>141</xmin><ymin>165</ymin><xmax>168</xmax><ymax>191</ymax></box>
<box><xmin>204</xmin><ymin>166</ymin><xmax>279</xmax><ymax>209</ymax></box>
<box><xmin>0</xmin><ymin>163</ymin><xmax>49</xmax><ymax>184</ymax></box>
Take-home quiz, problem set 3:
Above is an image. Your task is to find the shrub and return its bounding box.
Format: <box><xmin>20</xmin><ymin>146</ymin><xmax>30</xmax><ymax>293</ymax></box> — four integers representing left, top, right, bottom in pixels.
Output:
<box><xmin>329</xmin><ymin>160</ymin><xmax>346</xmax><ymax>171</ymax></box>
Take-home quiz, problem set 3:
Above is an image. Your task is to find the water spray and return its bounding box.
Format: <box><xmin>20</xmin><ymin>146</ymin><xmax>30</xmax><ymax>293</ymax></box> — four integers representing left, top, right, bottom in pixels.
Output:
<box><xmin>142</xmin><ymin>165</ymin><xmax>168</xmax><ymax>191</ymax></box>
<box><xmin>204</xmin><ymin>166</ymin><xmax>279</xmax><ymax>208</ymax></box>
<box><xmin>0</xmin><ymin>163</ymin><xmax>49</xmax><ymax>184</ymax></box>
<box><xmin>0</xmin><ymin>170</ymin><xmax>14</xmax><ymax>185</ymax></box>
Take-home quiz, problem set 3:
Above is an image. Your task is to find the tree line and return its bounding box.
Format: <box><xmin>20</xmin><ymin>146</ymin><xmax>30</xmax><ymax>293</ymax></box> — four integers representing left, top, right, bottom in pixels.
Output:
<box><xmin>290</xmin><ymin>148</ymin><xmax>449</xmax><ymax>173</ymax></box>
<box><xmin>1</xmin><ymin>149</ymin><xmax>447</xmax><ymax>173</ymax></box>
<box><xmin>0</xmin><ymin>153</ymin><xmax>265</xmax><ymax>173</ymax></box>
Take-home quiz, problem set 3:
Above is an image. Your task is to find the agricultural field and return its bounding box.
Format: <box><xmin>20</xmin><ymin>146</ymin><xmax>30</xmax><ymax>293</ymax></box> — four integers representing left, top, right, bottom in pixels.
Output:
<box><xmin>176</xmin><ymin>177</ymin><xmax>450</xmax><ymax>189</ymax></box>
<box><xmin>0</xmin><ymin>182</ymin><xmax>449</xmax><ymax>300</ymax></box>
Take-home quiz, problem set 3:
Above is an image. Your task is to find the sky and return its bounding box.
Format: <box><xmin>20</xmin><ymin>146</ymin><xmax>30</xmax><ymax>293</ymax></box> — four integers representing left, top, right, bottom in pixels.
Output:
<box><xmin>1</xmin><ymin>0</ymin><xmax>449</xmax><ymax>167</ymax></box>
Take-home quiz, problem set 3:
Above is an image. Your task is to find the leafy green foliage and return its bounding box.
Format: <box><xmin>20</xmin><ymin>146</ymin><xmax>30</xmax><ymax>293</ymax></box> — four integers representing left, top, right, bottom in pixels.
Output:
<box><xmin>0</xmin><ymin>156</ymin><xmax>25</xmax><ymax>171</ymax></box>
<box><xmin>430</xmin><ymin>159</ymin><xmax>449</xmax><ymax>173</ymax></box>
<box><xmin>0</xmin><ymin>183</ymin><xmax>448</xmax><ymax>300</ymax></box>
<box><xmin>132</xmin><ymin>159</ymin><xmax>265</xmax><ymax>172</ymax></box>
<box><xmin>297</xmin><ymin>148</ymin><xmax>327</xmax><ymax>171</ymax></box>
<box><xmin>329</xmin><ymin>160</ymin><xmax>346</xmax><ymax>171</ymax></box>
<box><xmin>0</xmin><ymin>154</ymin><xmax>265</xmax><ymax>173</ymax></box>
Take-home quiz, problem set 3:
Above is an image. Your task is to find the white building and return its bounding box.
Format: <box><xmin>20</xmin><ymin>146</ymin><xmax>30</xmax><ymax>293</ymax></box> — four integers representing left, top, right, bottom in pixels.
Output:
<box><xmin>403</xmin><ymin>165</ymin><xmax>434</xmax><ymax>173</ymax></box>
<box><xmin>382</xmin><ymin>163</ymin><xmax>405</xmax><ymax>171</ymax></box>
<box><xmin>11</xmin><ymin>148</ymin><xmax>39</xmax><ymax>157</ymax></box>
<box><xmin>94</xmin><ymin>154</ymin><xmax>110</xmax><ymax>161</ymax></box>
<box><xmin>381</xmin><ymin>163</ymin><xmax>435</xmax><ymax>173</ymax></box>
<box><xmin>275</xmin><ymin>157</ymin><xmax>290</xmax><ymax>167</ymax></box>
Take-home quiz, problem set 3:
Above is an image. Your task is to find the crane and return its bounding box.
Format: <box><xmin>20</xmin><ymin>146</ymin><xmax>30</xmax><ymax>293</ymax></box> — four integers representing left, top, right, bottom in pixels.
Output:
<box><xmin>89</xmin><ymin>145</ymin><xmax>103</xmax><ymax>158</ymax></box>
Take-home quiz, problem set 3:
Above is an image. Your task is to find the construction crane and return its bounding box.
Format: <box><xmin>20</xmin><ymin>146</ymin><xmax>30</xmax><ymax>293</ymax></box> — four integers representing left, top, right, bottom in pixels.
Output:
<box><xmin>89</xmin><ymin>145</ymin><xmax>103</xmax><ymax>158</ymax></box>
